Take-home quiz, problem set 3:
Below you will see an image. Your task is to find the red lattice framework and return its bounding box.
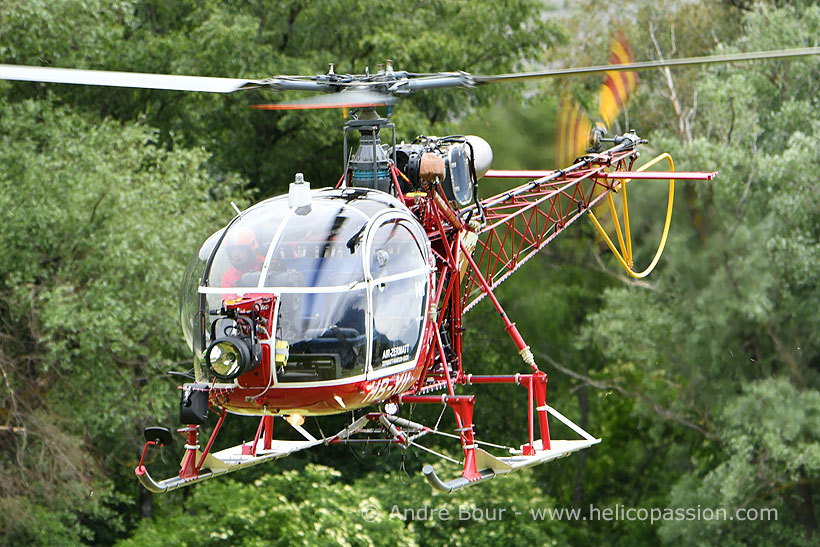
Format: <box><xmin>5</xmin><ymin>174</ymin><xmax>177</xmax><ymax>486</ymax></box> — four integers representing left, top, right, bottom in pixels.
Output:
<box><xmin>461</xmin><ymin>147</ymin><xmax>637</xmax><ymax>312</ymax></box>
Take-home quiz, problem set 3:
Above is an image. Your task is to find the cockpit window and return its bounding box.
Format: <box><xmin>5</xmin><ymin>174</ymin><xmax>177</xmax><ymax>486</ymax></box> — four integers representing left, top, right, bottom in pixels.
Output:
<box><xmin>180</xmin><ymin>227</ymin><xmax>224</xmax><ymax>353</ymax></box>
<box><xmin>206</xmin><ymin>200</ymin><xmax>286</xmax><ymax>289</ymax></box>
<box><xmin>369</xmin><ymin>219</ymin><xmax>427</xmax><ymax>278</ymax></box>
<box><xmin>186</xmin><ymin>188</ymin><xmax>429</xmax><ymax>384</ymax></box>
<box><xmin>276</xmin><ymin>289</ymin><xmax>367</xmax><ymax>382</ymax></box>
<box><xmin>204</xmin><ymin>197</ymin><xmax>369</xmax><ymax>290</ymax></box>
<box><xmin>370</xmin><ymin>219</ymin><xmax>428</xmax><ymax>371</ymax></box>
<box><xmin>264</xmin><ymin>201</ymin><xmax>366</xmax><ymax>288</ymax></box>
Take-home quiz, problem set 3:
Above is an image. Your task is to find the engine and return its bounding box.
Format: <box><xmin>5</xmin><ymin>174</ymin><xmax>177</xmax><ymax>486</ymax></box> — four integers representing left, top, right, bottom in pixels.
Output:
<box><xmin>393</xmin><ymin>135</ymin><xmax>493</xmax><ymax>207</ymax></box>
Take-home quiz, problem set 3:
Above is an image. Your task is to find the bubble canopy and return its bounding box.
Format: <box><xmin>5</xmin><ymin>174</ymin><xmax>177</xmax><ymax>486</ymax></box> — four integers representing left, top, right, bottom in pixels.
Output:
<box><xmin>180</xmin><ymin>188</ymin><xmax>431</xmax><ymax>384</ymax></box>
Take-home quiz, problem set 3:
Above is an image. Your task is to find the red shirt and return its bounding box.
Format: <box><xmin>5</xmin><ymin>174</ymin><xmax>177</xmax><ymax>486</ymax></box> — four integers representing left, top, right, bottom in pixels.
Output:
<box><xmin>222</xmin><ymin>255</ymin><xmax>265</xmax><ymax>287</ymax></box>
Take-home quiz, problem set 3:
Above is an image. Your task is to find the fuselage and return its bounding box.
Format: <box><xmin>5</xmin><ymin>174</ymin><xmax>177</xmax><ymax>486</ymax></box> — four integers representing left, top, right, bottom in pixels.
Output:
<box><xmin>180</xmin><ymin>187</ymin><xmax>438</xmax><ymax>416</ymax></box>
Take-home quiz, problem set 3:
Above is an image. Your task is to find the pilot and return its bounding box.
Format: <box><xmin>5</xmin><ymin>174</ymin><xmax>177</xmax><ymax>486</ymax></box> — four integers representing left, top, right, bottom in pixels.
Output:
<box><xmin>222</xmin><ymin>226</ymin><xmax>266</xmax><ymax>287</ymax></box>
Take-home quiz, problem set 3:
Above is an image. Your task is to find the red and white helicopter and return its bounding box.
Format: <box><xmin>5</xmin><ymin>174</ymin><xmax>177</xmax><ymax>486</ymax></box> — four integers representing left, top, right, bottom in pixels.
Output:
<box><xmin>2</xmin><ymin>45</ymin><xmax>817</xmax><ymax>493</ymax></box>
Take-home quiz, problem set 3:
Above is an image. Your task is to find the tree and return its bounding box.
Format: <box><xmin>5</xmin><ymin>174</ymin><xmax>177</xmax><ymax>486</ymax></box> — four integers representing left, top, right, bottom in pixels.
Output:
<box><xmin>3</xmin><ymin>1</ymin><xmax>819</xmax><ymax>545</ymax></box>
<box><xmin>118</xmin><ymin>466</ymin><xmax>413</xmax><ymax>547</ymax></box>
<box><xmin>0</xmin><ymin>1</ymin><xmax>566</xmax><ymax>543</ymax></box>
<box><xmin>0</xmin><ymin>99</ymin><xmax>241</xmax><ymax>544</ymax></box>
<box><xmin>118</xmin><ymin>462</ymin><xmax>571</xmax><ymax>546</ymax></box>
<box><xmin>660</xmin><ymin>379</ymin><xmax>820</xmax><ymax>546</ymax></box>
<box><xmin>0</xmin><ymin>0</ymin><xmax>564</xmax><ymax>194</ymax></box>
<box><xmin>575</xmin><ymin>3</ymin><xmax>820</xmax><ymax>543</ymax></box>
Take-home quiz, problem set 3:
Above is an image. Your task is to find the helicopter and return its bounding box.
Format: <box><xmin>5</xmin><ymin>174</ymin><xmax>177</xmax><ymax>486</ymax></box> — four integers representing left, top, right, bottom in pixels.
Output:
<box><xmin>2</xmin><ymin>44</ymin><xmax>818</xmax><ymax>494</ymax></box>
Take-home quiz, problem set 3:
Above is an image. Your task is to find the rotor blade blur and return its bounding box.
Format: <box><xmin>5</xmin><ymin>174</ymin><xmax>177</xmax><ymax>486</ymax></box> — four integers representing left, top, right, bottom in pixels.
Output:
<box><xmin>555</xmin><ymin>97</ymin><xmax>592</xmax><ymax>167</ymax></box>
<box><xmin>474</xmin><ymin>47</ymin><xmax>820</xmax><ymax>84</ymax></box>
<box><xmin>599</xmin><ymin>32</ymin><xmax>638</xmax><ymax>128</ymax></box>
<box><xmin>251</xmin><ymin>90</ymin><xmax>395</xmax><ymax>110</ymax></box>
<box><xmin>0</xmin><ymin>64</ymin><xmax>267</xmax><ymax>93</ymax></box>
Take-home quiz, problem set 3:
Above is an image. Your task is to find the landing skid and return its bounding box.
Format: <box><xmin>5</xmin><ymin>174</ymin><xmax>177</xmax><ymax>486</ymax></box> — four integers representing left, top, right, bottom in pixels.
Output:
<box><xmin>423</xmin><ymin>438</ymin><xmax>600</xmax><ymax>492</ymax></box>
<box><xmin>330</xmin><ymin>397</ymin><xmax>601</xmax><ymax>493</ymax></box>
<box><xmin>136</xmin><ymin>412</ymin><xmax>324</xmax><ymax>494</ymax></box>
<box><xmin>427</xmin><ymin>402</ymin><xmax>604</xmax><ymax>492</ymax></box>
<box><xmin>402</xmin><ymin>375</ymin><xmax>602</xmax><ymax>492</ymax></box>
<box><xmin>136</xmin><ymin>378</ymin><xmax>599</xmax><ymax>494</ymax></box>
<box><xmin>136</xmin><ymin>438</ymin><xmax>324</xmax><ymax>493</ymax></box>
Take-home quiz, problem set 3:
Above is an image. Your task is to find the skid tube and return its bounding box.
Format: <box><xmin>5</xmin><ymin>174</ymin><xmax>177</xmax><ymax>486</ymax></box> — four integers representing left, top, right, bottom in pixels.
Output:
<box><xmin>135</xmin><ymin>413</ymin><xmax>323</xmax><ymax>493</ymax></box>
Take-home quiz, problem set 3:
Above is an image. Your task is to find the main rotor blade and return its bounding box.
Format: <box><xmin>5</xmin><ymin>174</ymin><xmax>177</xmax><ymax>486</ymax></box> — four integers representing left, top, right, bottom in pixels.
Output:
<box><xmin>474</xmin><ymin>47</ymin><xmax>820</xmax><ymax>84</ymax></box>
<box><xmin>0</xmin><ymin>64</ymin><xmax>264</xmax><ymax>93</ymax></box>
<box><xmin>251</xmin><ymin>90</ymin><xmax>394</xmax><ymax>110</ymax></box>
<box><xmin>4</xmin><ymin>46</ymin><xmax>817</xmax><ymax>96</ymax></box>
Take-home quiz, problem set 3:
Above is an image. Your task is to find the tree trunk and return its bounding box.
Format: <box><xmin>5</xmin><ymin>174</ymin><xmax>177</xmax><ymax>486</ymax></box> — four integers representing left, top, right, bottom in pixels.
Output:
<box><xmin>785</xmin><ymin>480</ymin><xmax>817</xmax><ymax>540</ymax></box>
<box><xmin>138</xmin><ymin>447</ymin><xmax>153</xmax><ymax>520</ymax></box>
<box><xmin>572</xmin><ymin>386</ymin><xmax>589</xmax><ymax>506</ymax></box>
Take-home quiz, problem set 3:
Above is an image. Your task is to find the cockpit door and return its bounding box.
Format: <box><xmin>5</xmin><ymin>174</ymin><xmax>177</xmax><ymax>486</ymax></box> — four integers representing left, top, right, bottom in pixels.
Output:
<box><xmin>365</xmin><ymin>215</ymin><xmax>430</xmax><ymax>376</ymax></box>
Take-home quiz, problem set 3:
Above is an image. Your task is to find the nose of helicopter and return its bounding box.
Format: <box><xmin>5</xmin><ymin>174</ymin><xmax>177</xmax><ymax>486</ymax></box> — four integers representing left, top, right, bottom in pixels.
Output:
<box><xmin>181</xmin><ymin>187</ymin><xmax>431</xmax><ymax>386</ymax></box>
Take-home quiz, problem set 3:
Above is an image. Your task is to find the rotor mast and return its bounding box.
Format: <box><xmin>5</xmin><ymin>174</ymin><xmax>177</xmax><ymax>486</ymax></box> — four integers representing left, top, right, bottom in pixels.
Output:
<box><xmin>343</xmin><ymin>107</ymin><xmax>396</xmax><ymax>192</ymax></box>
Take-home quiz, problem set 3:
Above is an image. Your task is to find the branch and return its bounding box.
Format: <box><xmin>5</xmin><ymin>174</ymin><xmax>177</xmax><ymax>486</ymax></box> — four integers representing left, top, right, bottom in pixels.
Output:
<box><xmin>591</xmin><ymin>251</ymin><xmax>659</xmax><ymax>291</ymax></box>
<box><xmin>735</xmin><ymin>169</ymin><xmax>754</xmax><ymax>214</ymax></box>
<box><xmin>536</xmin><ymin>350</ymin><xmax>718</xmax><ymax>441</ymax></box>
<box><xmin>0</xmin><ymin>355</ymin><xmax>22</xmax><ymax>432</ymax></box>
<box><xmin>765</xmin><ymin>325</ymin><xmax>804</xmax><ymax>387</ymax></box>
<box><xmin>649</xmin><ymin>22</ymin><xmax>690</xmax><ymax>144</ymax></box>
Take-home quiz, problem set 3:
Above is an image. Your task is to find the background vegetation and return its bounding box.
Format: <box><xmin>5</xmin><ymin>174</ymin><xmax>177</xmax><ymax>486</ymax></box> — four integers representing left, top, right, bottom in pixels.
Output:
<box><xmin>1</xmin><ymin>0</ymin><xmax>817</xmax><ymax>545</ymax></box>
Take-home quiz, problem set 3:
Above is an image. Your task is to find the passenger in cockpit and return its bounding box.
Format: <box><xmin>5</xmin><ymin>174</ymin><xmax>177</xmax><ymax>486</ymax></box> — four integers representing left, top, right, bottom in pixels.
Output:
<box><xmin>222</xmin><ymin>227</ymin><xmax>266</xmax><ymax>288</ymax></box>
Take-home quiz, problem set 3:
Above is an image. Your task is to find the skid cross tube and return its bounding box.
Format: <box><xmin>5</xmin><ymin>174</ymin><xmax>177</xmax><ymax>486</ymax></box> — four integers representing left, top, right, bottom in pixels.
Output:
<box><xmin>465</xmin><ymin>373</ymin><xmax>551</xmax><ymax>453</ymax></box>
<box><xmin>179</xmin><ymin>426</ymin><xmax>200</xmax><ymax>479</ymax></box>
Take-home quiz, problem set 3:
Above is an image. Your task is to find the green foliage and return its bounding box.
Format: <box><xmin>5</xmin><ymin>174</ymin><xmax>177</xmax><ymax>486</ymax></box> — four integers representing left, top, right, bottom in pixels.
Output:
<box><xmin>0</xmin><ymin>0</ymin><xmax>563</xmax><ymax>193</ymax></box>
<box><xmin>119</xmin><ymin>466</ymin><xmax>411</xmax><ymax>546</ymax></box>
<box><xmin>0</xmin><ymin>99</ymin><xmax>240</xmax><ymax>544</ymax></box>
<box><xmin>119</xmin><ymin>463</ymin><xmax>570</xmax><ymax>547</ymax></box>
<box><xmin>660</xmin><ymin>379</ymin><xmax>820</xmax><ymax>546</ymax></box>
<box><xmin>2</xmin><ymin>1</ymin><xmax>820</xmax><ymax>545</ymax></box>
<box><xmin>573</xmin><ymin>3</ymin><xmax>820</xmax><ymax>543</ymax></box>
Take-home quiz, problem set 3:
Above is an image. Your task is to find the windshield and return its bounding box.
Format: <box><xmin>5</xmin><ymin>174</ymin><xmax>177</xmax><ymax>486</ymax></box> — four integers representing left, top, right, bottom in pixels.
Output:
<box><xmin>183</xmin><ymin>188</ymin><xmax>429</xmax><ymax>384</ymax></box>
<box><xmin>264</xmin><ymin>201</ymin><xmax>367</xmax><ymax>288</ymax></box>
<box><xmin>205</xmin><ymin>194</ymin><xmax>369</xmax><ymax>290</ymax></box>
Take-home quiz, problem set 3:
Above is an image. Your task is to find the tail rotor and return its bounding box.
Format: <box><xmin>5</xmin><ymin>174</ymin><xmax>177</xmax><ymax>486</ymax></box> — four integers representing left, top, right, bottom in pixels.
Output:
<box><xmin>555</xmin><ymin>32</ymin><xmax>639</xmax><ymax>165</ymax></box>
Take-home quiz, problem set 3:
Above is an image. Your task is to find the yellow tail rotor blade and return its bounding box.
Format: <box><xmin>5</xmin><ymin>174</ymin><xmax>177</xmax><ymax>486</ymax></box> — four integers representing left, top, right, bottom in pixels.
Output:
<box><xmin>555</xmin><ymin>96</ymin><xmax>592</xmax><ymax>167</ymax></box>
<box><xmin>599</xmin><ymin>32</ymin><xmax>639</xmax><ymax>128</ymax></box>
